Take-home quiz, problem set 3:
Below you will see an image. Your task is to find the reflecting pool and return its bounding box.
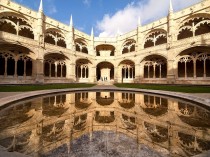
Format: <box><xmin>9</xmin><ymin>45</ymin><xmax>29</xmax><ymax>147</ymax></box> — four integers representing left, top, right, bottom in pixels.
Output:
<box><xmin>0</xmin><ymin>92</ymin><xmax>210</xmax><ymax>157</ymax></box>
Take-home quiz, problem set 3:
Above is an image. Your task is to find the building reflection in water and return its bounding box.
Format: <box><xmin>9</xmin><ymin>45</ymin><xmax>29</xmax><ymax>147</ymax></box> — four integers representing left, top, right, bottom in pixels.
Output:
<box><xmin>0</xmin><ymin>92</ymin><xmax>210</xmax><ymax>157</ymax></box>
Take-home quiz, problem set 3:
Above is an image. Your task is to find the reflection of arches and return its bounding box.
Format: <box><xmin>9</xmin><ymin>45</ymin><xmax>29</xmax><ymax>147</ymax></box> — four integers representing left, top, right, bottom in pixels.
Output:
<box><xmin>121</xmin><ymin>114</ymin><xmax>136</xmax><ymax>130</ymax></box>
<box><xmin>95</xmin><ymin>111</ymin><xmax>115</xmax><ymax>123</ymax></box>
<box><xmin>73</xmin><ymin>114</ymin><xmax>87</xmax><ymax>130</ymax></box>
<box><xmin>178</xmin><ymin>132</ymin><xmax>210</xmax><ymax>156</ymax></box>
<box><xmin>178</xmin><ymin>102</ymin><xmax>210</xmax><ymax>127</ymax></box>
<box><xmin>42</xmin><ymin>95</ymin><xmax>67</xmax><ymax>117</ymax></box>
<box><xmin>144</xmin><ymin>30</ymin><xmax>167</xmax><ymax>48</ymax></box>
<box><xmin>44</xmin><ymin>53</ymin><xmax>67</xmax><ymax>78</ymax></box>
<box><xmin>119</xmin><ymin>60</ymin><xmax>135</xmax><ymax>83</ymax></box>
<box><xmin>178</xmin><ymin>14</ymin><xmax>210</xmax><ymax>40</ymax></box>
<box><xmin>42</xmin><ymin>121</ymin><xmax>65</xmax><ymax>142</ymax></box>
<box><xmin>142</xmin><ymin>95</ymin><xmax>168</xmax><ymax>117</ymax></box>
<box><xmin>75</xmin><ymin>92</ymin><xmax>92</xmax><ymax>109</ymax></box>
<box><xmin>177</xmin><ymin>47</ymin><xmax>210</xmax><ymax>78</ymax></box>
<box><xmin>96</xmin><ymin>92</ymin><xmax>114</xmax><ymax>106</ymax></box>
<box><xmin>144</xmin><ymin>122</ymin><xmax>168</xmax><ymax>143</ymax></box>
<box><xmin>0</xmin><ymin>101</ymin><xmax>33</xmax><ymax>132</ymax></box>
<box><xmin>141</xmin><ymin>55</ymin><xmax>167</xmax><ymax>79</ymax></box>
<box><xmin>96</xmin><ymin>62</ymin><xmax>114</xmax><ymax>81</ymax></box>
<box><xmin>118</xmin><ymin>93</ymin><xmax>135</xmax><ymax>109</ymax></box>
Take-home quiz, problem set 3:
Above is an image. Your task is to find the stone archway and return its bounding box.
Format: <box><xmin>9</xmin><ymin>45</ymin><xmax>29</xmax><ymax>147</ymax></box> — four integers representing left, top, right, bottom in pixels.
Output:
<box><xmin>96</xmin><ymin>62</ymin><xmax>114</xmax><ymax>83</ymax></box>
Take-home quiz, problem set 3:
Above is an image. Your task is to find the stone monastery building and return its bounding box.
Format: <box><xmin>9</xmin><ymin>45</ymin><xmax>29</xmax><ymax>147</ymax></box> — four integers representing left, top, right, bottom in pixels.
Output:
<box><xmin>0</xmin><ymin>0</ymin><xmax>210</xmax><ymax>84</ymax></box>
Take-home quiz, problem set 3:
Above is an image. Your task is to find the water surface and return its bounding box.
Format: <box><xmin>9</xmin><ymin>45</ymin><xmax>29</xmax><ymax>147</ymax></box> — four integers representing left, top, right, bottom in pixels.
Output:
<box><xmin>0</xmin><ymin>92</ymin><xmax>210</xmax><ymax>157</ymax></box>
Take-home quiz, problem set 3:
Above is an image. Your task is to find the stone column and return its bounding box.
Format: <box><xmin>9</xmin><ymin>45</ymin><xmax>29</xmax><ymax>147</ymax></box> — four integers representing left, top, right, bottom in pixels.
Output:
<box><xmin>4</xmin><ymin>58</ymin><xmax>7</xmax><ymax>77</ymax></box>
<box><xmin>114</xmin><ymin>66</ymin><xmax>119</xmax><ymax>83</ymax></box>
<box><xmin>135</xmin><ymin>64</ymin><xmax>141</xmax><ymax>83</ymax></box>
<box><xmin>24</xmin><ymin>60</ymin><xmax>26</xmax><ymax>78</ymax></box>
<box><xmin>35</xmin><ymin>47</ymin><xmax>44</xmax><ymax>83</ymax></box>
<box><xmin>167</xmin><ymin>60</ymin><xmax>175</xmax><ymax>84</ymax></box>
<box><xmin>66</xmin><ymin>62</ymin><xmax>76</xmax><ymax>82</ymax></box>
<box><xmin>89</xmin><ymin>66</ymin><xmax>96</xmax><ymax>83</ymax></box>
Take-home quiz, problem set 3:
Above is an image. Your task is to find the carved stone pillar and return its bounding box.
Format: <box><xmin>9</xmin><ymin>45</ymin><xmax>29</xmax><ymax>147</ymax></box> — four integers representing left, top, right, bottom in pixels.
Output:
<box><xmin>167</xmin><ymin>60</ymin><xmax>175</xmax><ymax>84</ymax></box>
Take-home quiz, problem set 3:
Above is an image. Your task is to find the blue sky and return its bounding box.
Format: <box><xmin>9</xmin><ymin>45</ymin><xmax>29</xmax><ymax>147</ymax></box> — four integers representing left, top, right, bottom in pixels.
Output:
<box><xmin>13</xmin><ymin>0</ymin><xmax>201</xmax><ymax>37</ymax></box>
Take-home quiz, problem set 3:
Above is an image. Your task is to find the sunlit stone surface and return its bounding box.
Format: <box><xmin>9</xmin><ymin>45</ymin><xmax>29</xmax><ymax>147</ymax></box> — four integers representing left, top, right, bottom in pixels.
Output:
<box><xmin>0</xmin><ymin>92</ymin><xmax>210</xmax><ymax>157</ymax></box>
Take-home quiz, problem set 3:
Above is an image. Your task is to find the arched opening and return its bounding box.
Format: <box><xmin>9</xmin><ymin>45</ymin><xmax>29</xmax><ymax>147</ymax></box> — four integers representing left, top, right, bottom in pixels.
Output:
<box><xmin>142</xmin><ymin>55</ymin><xmax>167</xmax><ymax>79</ymax></box>
<box><xmin>96</xmin><ymin>44</ymin><xmax>115</xmax><ymax>56</ymax></box>
<box><xmin>97</xmin><ymin>62</ymin><xmax>114</xmax><ymax>82</ymax></box>
<box><xmin>195</xmin><ymin>23</ymin><xmax>210</xmax><ymax>36</ymax></box>
<box><xmin>0</xmin><ymin>54</ymin><xmax>5</xmax><ymax>75</ymax></box>
<box><xmin>177</xmin><ymin>47</ymin><xmax>210</xmax><ymax>79</ymax></box>
<box><xmin>75</xmin><ymin>39</ymin><xmax>88</xmax><ymax>54</ymax></box>
<box><xmin>144</xmin><ymin>40</ymin><xmax>154</xmax><ymax>48</ymax></box>
<box><xmin>57</xmin><ymin>39</ymin><xmax>66</xmax><ymax>48</ymax></box>
<box><xmin>122</xmin><ymin>40</ymin><xmax>136</xmax><ymax>54</ymax></box>
<box><xmin>7</xmin><ymin>57</ymin><xmax>15</xmax><ymax>75</ymax></box>
<box><xmin>119</xmin><ymin>60</ymin><xmax>135</xmax><ymax>83</ymax></box>
<box><xmin>44</xmin><ymin>35</ymin><xmax>55</xmax><ymax>45</ymax></box>
<box><xmin>19</xmin><ymin>28</ymin><xmax>34</xmax><ymax>39</ymax></box>
<box><xmin>144</xmin><ymin>31</ymin><xmax>167</xmax><ymax>48</ymax></box>
<box><xmin>45</xmin><ymin>29</ymin><xmax>66</xmax><ymax>48</ymax></box>
<box><xmin>0</xmin><ymin>14</ymin><xmax>34</xmax><ymax>39</ymax></box>
<box><xmin>0</xmin><ymin>22</ymin><xmax>16</xmax><ymax>34</ymax></box>
<box><xmin>178</xmin><ymin>29</ymin><xmax>193</xmax><ymax>40</ymax></box>
<box><xmin>17</xmin><ymin>55</ymin><xmax>33</xmax><ymax>77</ymax></box>
<box><xmin>44</xmin><ymin>53</ymin><xmax>68</xmax><ymax>78</ymax></box>
<box><xmin>0</xmin><ymin>45</ymin><xmax>34</xmax><ymax>81</ymax></box>
<box><xmin>76</xmin><ymin>59</ymin><xmax>92</xmax><ymax>82</ymax></box>
<box><xmin>178</xmin><ymin>16</ymin><xmax>210</xmax><ymax>40</ymax></box>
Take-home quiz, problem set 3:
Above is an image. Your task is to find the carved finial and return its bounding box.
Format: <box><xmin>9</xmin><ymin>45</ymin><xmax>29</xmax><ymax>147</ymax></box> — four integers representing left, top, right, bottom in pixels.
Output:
<box><xmin>39</xmin><ymin>0</ymin><xmax>43</xmax><ymax>12</ymax></box>
<box><xmin>70</xmin><ymin>14</ymin><xmax>73</xmax><ymax>27</ymax></box>
<box><xmin>91</xmin><ymin>27</ymin><xmax>94</xmax><ymax>37</ymax></box>
<box><xmin>138</xmin><ymin>16</ymin><xmax>141</xmax><ymax>27</ymax></box>
<box><xmin>169</xmin><ymin>0</ymin><xmax>173</xmax><ymax>13</ymax></box>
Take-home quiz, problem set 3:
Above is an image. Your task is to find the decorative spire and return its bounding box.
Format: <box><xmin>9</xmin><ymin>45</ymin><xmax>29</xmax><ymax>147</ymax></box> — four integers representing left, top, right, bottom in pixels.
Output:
<box><xmin>91</xmin><ymin>27</ymin><xmax>94</xmax><ymax>37</ymax></box>
<box><xmin>39</xmin><ymin>0</ymin><xmax>43</xmax><ymax>12</ymax></box>
<box><xmin>138</xmin><ymin>16</ymin><xmax>141</xmax><ymax>27</ymax></box>
<box><xmin>169</xmin><ymin>0</ymin><xmax>173</xmax><ymax>13</ymax></box>
<box><xmin>70</xmin><ymin>14</ymin><xmax>73</xmax><ymax>27</ymax></box>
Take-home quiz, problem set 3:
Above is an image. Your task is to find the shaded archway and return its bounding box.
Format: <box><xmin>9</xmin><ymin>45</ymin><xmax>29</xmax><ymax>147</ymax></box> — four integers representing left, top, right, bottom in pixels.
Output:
<box><xmin>122</xmin><ymin>40</ymin><xmax>136</xmax><ymax>54</ymax></box>
<box><xmin>0</xmin><ymin>44</ymin><xmax>34</xmax><ymax>79</ymax></box>
<box><xmin>96</xmin><ymin>44</ymin><xmax>115</xmax><ymax>56</ymax></box>
<box><xmin>96</xmin><ymin>62</ymin><xmax>114</xmax><ymax>82</ymax></box>
<box><xmin>119</xmin><ymin>60</ymin><xmax>135</xmax><ymax>83</ymax></box>
<box><xmin>141</xmin><ymin>55</ymin><xmax>167</xmax><ymax>79</ymax></box>
<box><xmin>44</xmin><ymin>53</ymin><xmax>68</xmax><ymax>78</ymax></box>
<box><xmin>0</xmin><ymin>13</ymin><xmax>34</xmax><ymax>39</ymax></box>
<box><xmin>76</xmin><ymin>59</ymin><xmax>92</xmax><ymax>82</ymax></box>
<box><xmin>177</xmin><ymin>46</ymin><xmax>210</xmax><ymax>79</ymax></box>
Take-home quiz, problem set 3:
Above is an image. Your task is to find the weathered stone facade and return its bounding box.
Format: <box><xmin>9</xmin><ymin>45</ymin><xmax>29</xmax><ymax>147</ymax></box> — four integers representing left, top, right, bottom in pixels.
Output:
<box><xmin>0</xmin><ymin>0</ymin><xmax>210</xmax><ymax>84</ymax></box>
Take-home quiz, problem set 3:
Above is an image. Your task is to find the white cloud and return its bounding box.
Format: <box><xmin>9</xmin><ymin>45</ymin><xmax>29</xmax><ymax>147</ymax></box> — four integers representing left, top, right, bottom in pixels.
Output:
<box><xmin>47</xmin><ymin>5</ymin><xmax>57</xmax><ymax>15</ymax></box>
<box><xmin>83</xmin><ymin>0</ymin><xmax>91</xmax><ymax>7</ymax></box>
<box><xmin>96</xmin><ymin>0</ymin><xmax>201</xmax><ymax>37</ymax></box>
<box><xmin>46</xmin><ymin>0</ymin><xmax>57</xmax><ymax>15</ymax></box>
